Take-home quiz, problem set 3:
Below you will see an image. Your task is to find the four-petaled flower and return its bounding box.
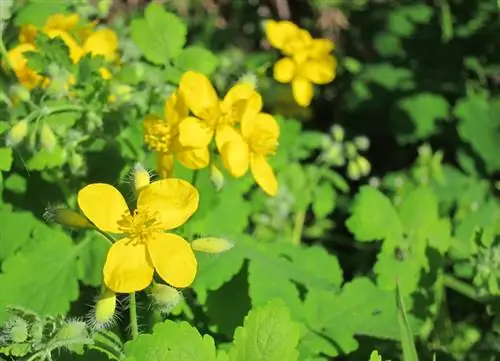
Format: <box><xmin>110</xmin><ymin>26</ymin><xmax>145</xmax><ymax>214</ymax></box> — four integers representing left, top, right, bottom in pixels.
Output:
<box><xmin>177</xmin><ymin>71</ymin><xmax>262</xmax><ymax>152</ymax></box>
<box><xmin>143</xmin><ymin>90</ymin><xmax>210</xmax><ymax>178</ymax></box>
<box><xmin>77</xmin><ymin>179</ymin><xmax>199</xmax><ymax>293</ymax></box>
<box><xmin>265</xmin><ymin>20</ymin><xmax>337</xmax><ymax>107</ymax></box>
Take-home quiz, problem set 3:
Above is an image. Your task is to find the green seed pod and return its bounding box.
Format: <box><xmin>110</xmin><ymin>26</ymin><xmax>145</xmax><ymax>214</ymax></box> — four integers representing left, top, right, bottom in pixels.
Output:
<box><xmin>356</xmin><ymin>156</ymin><xmax>371</xmax><ymax>177</ymax></box>
<box><xmin>6</xmin><ymin>119</ymin><xmax>29</xmax><ymax>146</ymax></box>
<box><xmin>150</xmin><ymin>283</ymin><xmax>182</xmax><ymax>314</ymax></box>
<box><xmin>40</xmin><ymin>123</ymin><xmax>57</xmax><ymax>152</ymax></box>
<box><xmin>191</xmin><ymin>237</ymin><xmax>234</xmax><ymax>254</ymax></box>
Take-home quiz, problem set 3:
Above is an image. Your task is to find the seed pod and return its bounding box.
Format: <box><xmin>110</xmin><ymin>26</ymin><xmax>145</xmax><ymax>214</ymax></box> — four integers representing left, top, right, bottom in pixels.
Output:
<box><xmin>191</xmin><ymin>237</ymin><xmax>234</xmax><ymax>254</ymax></box>
<box><xmin>6</xmin><ymin>119</ymin><xmax>29</xmax><ymax>146</ymax></box>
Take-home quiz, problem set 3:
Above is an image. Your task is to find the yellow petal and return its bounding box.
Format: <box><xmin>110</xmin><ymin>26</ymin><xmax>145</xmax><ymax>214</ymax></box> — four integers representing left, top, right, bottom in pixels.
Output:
<box><xmin>221</xmin><ymin>85</ymin><xmax>263</xmax><ymax>127</ymax></box>
<box><xmin>282</xmin><ymin>29</ymin><xmax>313</xmax><ymax>55</ymax></box>
<box><xmin>310</xmin><ymin>39</ymin><xmax>335</xmax><ymax>57</ymax></box>
<box><xmin>175</xmin><ymin>146</ymin><xmax>210</xmax><ymax>170</ymax></box>
<box><xmin>83</xmin><ymin>28</ymin><xmax>118</xmax><ymax>62</ymax></box>
<box><xmin>264</xmin><ymin>20</ymin><xmax>299</xmax><ymax>50</ymax></box>
<box><xmin>221</xmin><ymin>82</ymin><xmax>257</xmax><ymax>109</ymax></box>
<box><xmin>103</xmin><ymin>238</ymin><xmax>154</xmax><ymax>293</ymax></box>
<box><xmin>99</xmin><ymin>67</ymin><xmax>112</xmax><ymax>80</ymax></box>
<box><xmin>178</xmin><ymin>116</ymin><xmax>214</xmax><ymax>148</ymax></box>
<box><xmin>164</xmin><ymin>90</ymin><xmax>188</xmax><ymax>127</ymax></box>
<box><xmin>45</xmin><ymin>30</ymin><xmax>84</xmax><ymax>63</ymax></box>
<box><xmin>156</xmin><ymin>152</ymin><xmax>174</xmax><ymax>179</ymax></box>
<box><xmin>179</xmin><ymin>71</ymin><xmax>220</xmax><ymax>120</ymax></box>
<box><xmin>301</xmin><ymin>56</ymin><xmax>337</xmax><ymax>84</ymax></box>
<box><xmin>273</xmin><ymin>57</ymin><xmax>295</xmax><ymax>83</ymax></box>
<box><xmin>77</xmin><ymin>183</ymin><xmax>130</xmax><ymax>233</ymax></box>
<box><xmin>215</xmin><ymin>124</ymin><xmax>241</xmax><ymax>151</ymax></box>
<box><xmin>19</xmin><ymin>25</ymin><xmax>37</xmax><ymax>44</ymax></box>
<box><xmin>137</xmin><ymin>179</ymin><xmax>199</xmax><ymax>230</ymax></box>
<box><xmin>221</xmin><ymin>138</ymin><xmax>250</xmax><ymax>178</ymax></box>
<box><xmin>241</xmin><ymin>113</ymin><xmax>279</xmax><ymax>156</ymax></box>
<box><xmin>292</xmin><ymin>77</ymin><xmax>314</xmax><ymax>107</ymax></box>
<box><xmin>250</xmin><ymin>154</ymin><xmax>278</xmax><ymax>196</ymax></box>
<box><xmin>147</xmin><ymin>233</ymin><xmax>197</xmax><ymax>288</ymax></box>
<box><xmin>5</xmin><ymin>44</ymin><xmax>36</xmax><ymax>71</ymax></box>
<box><xmin>43</xmin><ymin>13</ymin><xmax>80</xmax><ymax>32</ymax></box>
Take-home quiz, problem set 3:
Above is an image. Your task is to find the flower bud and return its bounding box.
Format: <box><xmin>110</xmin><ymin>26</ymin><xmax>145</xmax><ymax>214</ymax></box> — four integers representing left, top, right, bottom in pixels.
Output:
<box><xmin>55</xmin><ymin>320</ymin><xmax>88</xmax><ymax>341</ymax></box>
<box><xmin>238</xmin><ymin>72</ymin><xmax>258</xmax><ymax>89</ymax></box>
<box><xmin>40</xmin><ymin>123</ymin><xmax>57</xmax><ymax>152</ymax></box>
<box><xmin>44</xmin><ymin>207</ymin><xmax>93</xmax><ymax>229</ymax></box>
<box><xmin>150</xmin><ymin>283</ymin><xmax>182</xmax><ymax>314</ymax></box>
<box><xmin>133</xmin><ymin>163</ymin><xmax>150</xmax><ymax>193</ymax></box>
<box><xmin>8</xmin><ymin>318</ymin><xmax>28</xmax><ymax>343</ymax></box>
<box><xmin>89</xmin><ymin>288</ymin><xmax>117</xmax><ymax>330</ymax></box>
<box><xmin>330</xmin><ymin>124</ymin><xmax>344</xmax><ymax>142</ymax></box>
<box><xmin>9</xmin><ymin>84</ymin><xmax>31</xmax><ymax>103</ymax></box>
<box><xmin>6</xmin><ymin>120</ymin><xmax>29</xmax><ymax>146</ymax></box>
<box><xmin>356</xmin><ymin>156</ymin><xmax>371</xmax><ymax>177</ymax></box>
<box><xmin>210</xmin><ymin>164</ymin><xmax>224</xmax><ymax>191</ymax></box>
<box><xmin>347</xmin><ymin>160</ymin><xmax>360</xmax><ymax>181</ymax></box>
<box><xmin>353</xmin><ymin>136</ymin><xmax>370</xmax><ymax>151</ymax></box>
<box><xmin>191</xmin><ymin>237</ymin><xmax>234</xmax><ymax>254</ymax></box>
<box><xmin>344</xmin><ymin>141</ymin><xmax>357</xmax><ymax>159</ymax></box>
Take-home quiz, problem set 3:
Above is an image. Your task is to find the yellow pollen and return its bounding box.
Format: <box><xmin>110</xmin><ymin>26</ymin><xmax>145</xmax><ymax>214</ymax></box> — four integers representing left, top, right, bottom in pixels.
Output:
<box><xmin>144</xmin><ymin>116</ymin><xmax>171</xmax><ymax>153</ymax></box>
<box><xmin>118</xmin><ymin>208</ymin><xmax>162</xmax><ymax>244</ymax></box>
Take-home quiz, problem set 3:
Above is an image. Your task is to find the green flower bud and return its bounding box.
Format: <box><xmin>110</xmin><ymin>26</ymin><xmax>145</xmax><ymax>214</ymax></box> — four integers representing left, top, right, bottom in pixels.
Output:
<box><xmin>238</xmin><ymin>72</ymin><xmax>258</xmax><ymax>89</ymax></box>
<box><xmin>330</xmin><ymin>124</ymin><xmax>344</xmax><ymax>142</ymax></box>
<box><xmin>344</xmin><ymin>141</ymin><xmax>357</xmax><ymax>159</ymax></box>
<box><xmin>89</xmin><ymin>288</ymin><xmax>117</xmax><ymax>330</ymax></box>
<box><xmin>191</xmin><ymin>237</ymin><xmax>234</xmax><ymax>254</ymax></box>
<box><xmin>347</xmin><ymin>160</ymin><xmax>360</xmax><ymax>181</ymax></box>
<box><xmin>8</xmin><ymin>318</ymin><xmax>28</xmax><ymax>343</ymax></box>
<box><xmin>40</xmin><ymin>123</ymin><xmax>57</xmax><ymax>152</ymax></box>
<box><xmin>150</xmin><ymin>283</ymin><xmax>182</xmax><ymax>314</ymax></box>
<box><xmin>356</xmin><ymin>155</ymin><xmax>371</xmax><ymax>176</ymax></box>
<box><xmin>353</xmin><ymin>135</ymin><xmax>370</xmax><ymax>151</ymax></box>
<box><xmin>44</xmin><ymin>207</ymin><xmax>93</xmax><ymax>229</ymax></box>
<box><xmin>55</xmin><ymin>320</ymin><xmax>88</xmax><ymax>341</ymax></box>
<box><xmin>133</xmin><ymin>163</ymin><xmax>150</xmax><ymax>193</ymax></box>
<box><xmin>6</xmin><ymin>119</ymin><xmax>29</xmax><ymax>146</ymax></box>
<box><xmin>210</xmin><ymin>164</ymin><xmax>224</xmax><ymax>192</ymax></box>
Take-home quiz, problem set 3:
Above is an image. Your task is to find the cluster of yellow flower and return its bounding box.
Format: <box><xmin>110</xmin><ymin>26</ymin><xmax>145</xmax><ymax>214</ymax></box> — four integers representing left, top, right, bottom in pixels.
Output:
<box><xmin>143</xmin><ymin>71</ymin><xmax>280</xmax><ymax>197</ymax></box>
<box><xmin>265</xmin><ymin>20</ymin><xmax>337</xmax><ymax>107</ymax></box>
<box><xmin>5</xmin><ymin>13</ymin><xmax>118</xmax><ymax>89</ymax></box>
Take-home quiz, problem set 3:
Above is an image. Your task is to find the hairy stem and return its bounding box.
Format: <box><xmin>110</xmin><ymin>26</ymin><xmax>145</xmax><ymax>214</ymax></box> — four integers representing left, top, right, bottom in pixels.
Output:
<box><xmin>129</xmin><ymin>292</ymin><xmax>139</xmax><ymax>340</ymax></box>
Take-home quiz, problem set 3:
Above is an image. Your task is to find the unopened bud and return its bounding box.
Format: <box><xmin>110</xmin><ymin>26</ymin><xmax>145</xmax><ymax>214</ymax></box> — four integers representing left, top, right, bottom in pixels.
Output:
<box><xmin>8</xmin><ymin>318</ymin><xmax>28</xmax><ymax>343</ymax></box>
<box><xmin>150</xmin><ymin>283</ymin><xmax>182</xmax><ymax>314</ymax></box>
<box><xmin>6</xmin><ymin>119</ymin><xmax>29</xmax><ymax>146</ymax></box>
<box><xmin>347</xmin><ymin>160</ymin><xmax>360</xmax><ymax>181</ymax></box>
<box><xmin>356</xmin><ymin>156</ymin><xmax>371</xmax><ymax>177</ymax></box>
<box><xmin>344</xmin><ymin>141</ymin><xmax>357</xmax><ymax>159</ymax></box>
<box><xmin>320</xmin><ymin>143</ymin><xmax>344</xmax><ymax>166</ymax></box>
<box><xmin>330</xmin><ymin>124</ymin><xmax>344</xmax><ymax>142</ymax></box>
<box><xmin>89</xmin><ymin>288</ymin><xmax>117</xmax><ymax>330</ymax></box>
<box><xmin>55</xmin><ymin>320</ymin><xmax>88</xmax><ymax>341</ymax></box>
<box><xmin>238</xmin><ymin>72</ymin><xmax>258</xmax><ymax>89</ymax></box>
<box><xmin>210</xmin><ymin>164</ymin><xmax>224</xmax><ymax>191</ymax></box>
<box><xmin>353</xmin><ymin>136</ymin><xmax>370</xmax><ymax>151</ymax></box>
<box><xmin>44</xmin><ymin>207</ymin><xmax>93</xmax><ymax>229</ymax></box>
<box><xmin>133</xmin><ymin>163</ymin><xmax>150</xmax><ymax>193</ymax></box>
<box><xmin>191</xmin><ymin>237</ymin><xmax>234</xmax><ymax>254</ymax></box>
<box><xmin>40</xmin><ymin>123</ymin><xmax>57</xmax><ymax>152</ymax></box>
<box><xmin>9</xmin><ymin>84</ymin><xmax>31</xmax><ymax>103</ymax></box>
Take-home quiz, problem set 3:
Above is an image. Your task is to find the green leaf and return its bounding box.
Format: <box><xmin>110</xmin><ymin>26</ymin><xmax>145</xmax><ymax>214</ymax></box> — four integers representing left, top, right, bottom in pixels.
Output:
<box><xmin>0</xmin><ymin>209</ymin><xmax>39</xmax><ymax>261</ymax></box>
<box><xmin>3</xmin><ymin>173</ymin><xmax>27</xmax><ymax>194</ymax></box>
<box><xmin>0</xmin><ymin>223</ymin><xmax>83</xmax><ymax>324</ymax></box>
<box><xmin>131</xmin><ymin>3</ymin><xmax>187</xmax><ymax>65</ymax></box>
<box><xmin>124</xmin><ymin>320</ymin><xmax>218</xmax><ymax>361</ymax></box>
<box><xmin>77</xmin><ymin>233</ymin><xmax>109</xmax><ymax>287</ymax></box>
<box><xmin>398</xmin><ymin>187</ymin><xmax>439</xmax><ymax>237</ymax></box>
<box><xmin>0</xmin><ymin>147</ymin><xmax>13</xmax><ymax>171</ymax></box>
<box><xmin>14</xmin><ymin>2</ymin><xmax>66</xmax><ymax>26</ymax></box>
<box><xmin>346</xmin><ymin>186</ymin><xmax>403</xmax><ymax>242</ymax></box>
<box><xmin>312</xmin><ymin>182</ymin><xmax>336</xmax><ymax>219</ymax></box>
<box><xmin>229</xmin><ymin>299</ymin><xmax>300</xmax><ymax>361</ymax></box>
<box><xmin>174</xmin><ymin>46</ymin><xmax>219</xmax><ymax>75</ymax></box>
<box><xmin>395</xmin><ymin>93</ymin><xmax>449</xmax><ymax>142</ymax></box>
<box><xmin>455</xmin><ymin>94</ymin><xmax>500</xmax><ymax>173</ymax></box>
<box><xmin>26</xmin><ymin>147</ymin><xmax>66</xmax><ymax>170</ymax></box>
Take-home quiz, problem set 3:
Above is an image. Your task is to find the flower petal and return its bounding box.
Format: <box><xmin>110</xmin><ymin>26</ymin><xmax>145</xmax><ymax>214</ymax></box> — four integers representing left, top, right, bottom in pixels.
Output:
<box><xmin>174</xmin><ymin>142</ymin><xmax>210</xmax><ymax>170</ymax></box>
<box><xmin>221</xmin><ymin>84</ymin><xmax>262</xmax><ymax>125</ymax></box>
<box><xmin>179</xmin><ymin>71</ymin><xmax>220</xmax><ymax>120</ymax></box>
<box><xmin>45</xmin><ymin>29</ymin><xmax>84</xmax><ymax>63</ymax></box>
<box><xmin>264</xmin><ymin>20</ymin><xmax>299</xmax><ymax>50</ymax></box>
<box><xmin>103</xmin><ymin>238</ymin><xmax>154</xmax><ymax>293</ymax></box>
<box><xmin>221</xmin><ymin>137</ymin><xmax>250</xmax><ymax>178</ymax></box>
<box><xmin>292</xmin><ymin>77</ymin><xmax>314</xmax><ymax>107</ymax></box>
<box><xmin>241</xmin><ymin>113</ymin><xmax>280</xmax><ymax>148</ymax></box>
<box><xmin>302</xmin><ymin>56</ymin><xmax>337</xmax><ymax>84</ymax></box>
<box><xmin>178</xmin><ymin>116</ymin><xmax>214</xmax><ymax>148</ymax></box>
<box><xmin>156</xmin><ymin>152</ymin><xmax>174</xmax><ymax>179</ymax></box>
<box><xmin>250</xmin><ymin>154</ymin><xmax>278</xmax><ymax>196</ymax></box>
<box><xmin>215</xmin><ymin>124</ymin><xmax>241</xmax><ymax>151</ymax></box>
<box><xmin>147</xmin><ymin>233</ymin><xmax>197</xmax><ymax>288</ymax></box>
<box><xmin>137</xmin><ymin>179</ymin><xmax>199</xmax><ymax>230</ymax></box>
<box><xmin>77</xmin><ymin>183</ymin><xmax>129</xmax><ymax>233</ymax></box>
<box><xmin>273</xmin><ymin>57</ymin><xmax>296</xmax><ymax>83</ymax></box>
<box><xmin>83</xmin><ymin>28</ymin><xmax>118</xmax><ymax>61</ymax></box>
<box><xmin>164</xmin><ymin>90</ymin><xmax>188</xmax><ymax>127</ymax></box>
<box><xmin>43</xmin><ymin>13</ymin><xmax>80</xmax><ymax>32</ymax></box>
<box><xmin>310</xmin><ymin>39</ymin><xmax>335</xmax><ymax>57</ymax></box>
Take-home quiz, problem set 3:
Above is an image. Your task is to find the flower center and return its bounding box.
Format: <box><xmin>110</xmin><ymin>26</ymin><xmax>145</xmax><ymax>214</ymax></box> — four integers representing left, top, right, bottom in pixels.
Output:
<box><xmin>144</xmin><ymin>116</ymin><xmax>171</xmax><ymax>153</ymax></box>
<box><xmin>250</xmin><ymin>132</ymin><xmax>278</xmax><ymax>156</ymax></box>
<box><xmin>118</xmin><ymin>208</ymin><xmax>162</xmax><ymax>244</ymax></box>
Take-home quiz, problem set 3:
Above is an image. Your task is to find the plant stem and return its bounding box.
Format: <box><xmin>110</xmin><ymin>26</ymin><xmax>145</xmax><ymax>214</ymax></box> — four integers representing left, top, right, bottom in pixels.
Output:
<box><xmin>97</xmin><ymin>229</ymin><xmax>115</xmax><ymax>245</ymax></box>
<box><xmin>291</xmin><ymin>210</ymin><xmax>305</xmax><ymax>245</ymax></box>
<box><xmin>129</xmin><ymin>292</ymin><xmax>139</xmax><ymax>340</ymax></box>
<box><xmin>443</xmin><ymin>274</ymin><xmax>479</xmax><ymax>301</ymax></box>
<box><xmin>191</xmin><ymin>169</ymin><xmax>199</xmax><ymax>186</ymax></box>
<box><xmin>0</xmin><ymin>36</ymin><xmax>13</xmax><ymax>73</ymax></box>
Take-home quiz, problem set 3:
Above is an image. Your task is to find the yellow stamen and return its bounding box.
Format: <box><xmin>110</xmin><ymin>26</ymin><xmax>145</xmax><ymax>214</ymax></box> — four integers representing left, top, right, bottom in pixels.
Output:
<box><xmin>144</xmin><ymin>115</ymin><xmax>171</xmax><ymax>153</ymax></box>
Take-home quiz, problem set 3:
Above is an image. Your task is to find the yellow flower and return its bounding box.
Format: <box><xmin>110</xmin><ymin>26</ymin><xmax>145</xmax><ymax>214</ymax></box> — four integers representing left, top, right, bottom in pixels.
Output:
<box><xmin>220</xmin><ymin>109</ymin><xmax>279</xmax><ymax>196</ymax></box>
<box><xmin>45</xmin><ymin>29</ymin><xmax>84</xmax><ymax>63</ymax></box>
<box><xmin>274</xmin><ymin>55</ymin><xmax>337</xmax><ymax>107</ymax></box>
<box><xmin>4</xmin><ymin>44</ymin><xmax>43</xmax><ymax>89</ymax></box>
<box><xmin>43</xmin><ymin>13</ymin><xmax>81</xmax><ymax>33</ymax></box>
<box><xmin>83</xmin><ymin>29</ymin><xmax>118</xmax><ymax>62</ymax></box>
<box><xmin>177</xmin><ymin>71</ymin><xmax>262</xmax><ymax>151</ymax></box>
<box><xmin>77</xmin><ymin>179</ymin><xmax>199</xmax><ymax>293</ymax></box>
<box><xmin>19</xmin><ymin>24</ymin><xmax>38</xmax><ymax>44</ymax></box>
<box><xmin>144</xmin><ymin>90</ymin><xmax>210</xmax><ymax>178</ymax></box>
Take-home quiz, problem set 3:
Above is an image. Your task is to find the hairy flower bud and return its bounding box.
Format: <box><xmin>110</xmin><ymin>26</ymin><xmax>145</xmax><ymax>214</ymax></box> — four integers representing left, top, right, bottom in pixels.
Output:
<box><xmin>8</xmin><ymin>318</ymin><xmax>28</xmax><ymax>343</ymax></box>
<box><xmin>150</xmin><ymin>283</ymin><xmax>182</xmax><ymax>314</ymax></box>
<box><xmin>88</xmin><ymin>288</ymin><xmax>117</xmax><ymax>330</ymax></box>
<box><xmin>347</xmin><ymin>160</ymin><xmax>360</xmax><ymax>181</ymax></box>
<box><xmin>55</xmin><ymin>320</ymin><xmax>88</xmax><ymax>341</ymax></box>
<box><xmin>6</xmin><ymin>119</ymin><xmax>29</xmax><ymax>146</ymax></box>
<box><xmin>191</xmin><ymin>237</ymin><xmax>234</xmax><ymax>254</ymax></box>
<box><xmin>44</xmin><ymin>207</ymin><xmax>93</xmax><ymax>229</ymax></box>
<box><xmin>210</xmin><ymin>164</ymin><xmax>224</xmax><ymax>191</ymax></box>
<box><xmin>40</xmin><ymin>123</ymin><xmax>57</xmax><ymax>152</ymax></box>
<box><xmin>133</xmin><ymin>163</ymin><xmax>150</xmax><ymax>193</ymax></box>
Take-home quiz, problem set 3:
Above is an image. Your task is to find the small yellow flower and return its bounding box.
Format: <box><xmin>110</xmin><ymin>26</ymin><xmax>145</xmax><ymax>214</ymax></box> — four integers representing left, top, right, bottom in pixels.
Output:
<box><xmin>45</xmin><ymin>29</ymin><xmax>84</xmax><ymax>63</ymax></box>
<box><xmin>144</xmin><ymin>90</ymin><xmax>210</xmax><ymax>178</ymax></box>
<box><xmin>43</xmin><ymin>13</ymin><xmax>81</xmax><ymax>33</ymax></box>
<box><xmin>83</xmin><ymin>28</ymin><xmax>118</xmax><ymax>62</ymax></box>
<box><xmin>274</xmin><ymin>55</ymin><xmax>337</xmax><ymax>107</ymax></box>
<box><xmin>4</xmin><ymin>44</ymin><xmax>43</xmax><ymax>89</ymax></box>
<box><xmin>220</xmin><ymin>109</ymin><xmax>279</xmax><ymax>196</ymax></box>
<box><xmin>19</xmin><ymin>24</ymin><xmax>38</xmax><ymax>44</ymax></box>
<box><xmin>77</xmin><ymin>179</ymin><xmax>199</xmax><ymax>293</ymax></box>
<box><xmin>178</xmin><ymin>71</ymin><xmax>262</xmax><ymax>151</ymax></box>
